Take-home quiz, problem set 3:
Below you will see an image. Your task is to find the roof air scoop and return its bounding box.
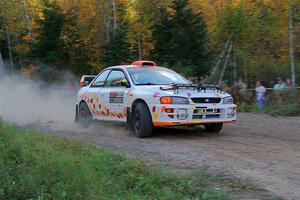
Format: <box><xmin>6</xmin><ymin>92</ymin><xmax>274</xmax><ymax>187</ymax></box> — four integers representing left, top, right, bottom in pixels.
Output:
<box><xmin>132</xmin><ymin>60</ymin><xmax>156</xmax><ymax>67</ymax></box>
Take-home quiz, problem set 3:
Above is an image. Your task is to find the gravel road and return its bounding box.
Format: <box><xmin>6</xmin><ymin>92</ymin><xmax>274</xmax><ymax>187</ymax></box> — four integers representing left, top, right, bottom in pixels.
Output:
<box><xmin>43</xmin><ymin>112</ymin><xmax>300</xmax><ymax>200</ymax></box>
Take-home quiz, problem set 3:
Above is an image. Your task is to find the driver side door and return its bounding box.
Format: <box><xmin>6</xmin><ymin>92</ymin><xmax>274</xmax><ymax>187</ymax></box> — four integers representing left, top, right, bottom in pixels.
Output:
<box><xmin>88</xmin><ymin>69</ymin><xmax>110</xmax><ymax>120</ymax></box>
<box><xmin>100</xmin><ymin>70</ymin><xmax>130</xmax><ymax>122</ymax></box>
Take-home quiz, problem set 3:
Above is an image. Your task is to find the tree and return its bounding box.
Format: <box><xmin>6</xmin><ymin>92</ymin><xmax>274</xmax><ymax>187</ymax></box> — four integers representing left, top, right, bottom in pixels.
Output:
<box><xmin>99</xmin><ymin>8</ymin><xmax>132</xmax><ymax>67</ymax></box>
<box><xmin>31</xmin><ymin>1</ymin><xmax>66</xmax><ymax>64</ymax></box>
<box><xmin>289</xmin><ymin>0</ymin><xmax>296</xmax><ymax>87</ymax></box>
<box><xmin>152</xmin><ymin>0</ymin><xmax>209</xmax><ymax>78</ymax></box>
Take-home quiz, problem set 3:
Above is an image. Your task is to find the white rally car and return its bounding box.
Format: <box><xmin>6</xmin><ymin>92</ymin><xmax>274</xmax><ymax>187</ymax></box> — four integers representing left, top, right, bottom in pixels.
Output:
<box><xmin>75</xmin><ymin>61</ymin><xmax>237</xmax><ymax>138</ymax></box>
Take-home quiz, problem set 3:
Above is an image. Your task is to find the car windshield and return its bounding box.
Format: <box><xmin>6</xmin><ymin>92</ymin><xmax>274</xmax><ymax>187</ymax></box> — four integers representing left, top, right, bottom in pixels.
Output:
<box><xmin>127</xmin><ymin>66</ymin><xmax>190</xmax><ymax>85</ymax></box>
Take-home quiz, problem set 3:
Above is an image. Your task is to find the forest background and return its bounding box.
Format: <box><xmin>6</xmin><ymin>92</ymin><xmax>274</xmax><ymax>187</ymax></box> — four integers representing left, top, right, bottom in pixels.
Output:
<box><xmin>0</xmin><ymin>0</ymin><xmax>299</xmax><ymax>88</ymax></box>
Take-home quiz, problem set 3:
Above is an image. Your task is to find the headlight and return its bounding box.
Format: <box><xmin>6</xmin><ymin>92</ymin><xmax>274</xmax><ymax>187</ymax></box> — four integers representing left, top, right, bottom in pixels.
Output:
<box><xmin>222</xmin><ymin>97</ymin><xmax>233</xmax><ymax>104</ymax></box>
<box><xmin>160</xmin><ymin>96</ymin><xmax>190</xmax><ymax>104</ymax></box>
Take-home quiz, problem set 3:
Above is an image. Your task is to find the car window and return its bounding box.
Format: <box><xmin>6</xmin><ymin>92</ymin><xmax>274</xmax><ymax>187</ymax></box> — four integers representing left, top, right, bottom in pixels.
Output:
<box><xmin>92</xmin><ymin>70</ymin><xmax>110</xmax><ymax>87</ymax></box>
<box><xmin>127</xmin><ymin>67</ymin><xmax>190</xmax><ymax>85</ymax></box>
<box><xmin>105</xmin><ymin>70</ymin><xmax>127</xmax><ymax>87</ymax></box>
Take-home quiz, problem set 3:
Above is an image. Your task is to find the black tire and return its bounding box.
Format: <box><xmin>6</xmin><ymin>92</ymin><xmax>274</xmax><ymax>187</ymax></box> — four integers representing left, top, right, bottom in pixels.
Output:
<box><xmin>133</xmin><ymin>102</ymin><xmax>153</xmax><ymax>138</ymax></box>
<box><xmin>204</xmin><ymin>123</ymin><xmax>223</xmax><ymax>133</ymax></box>
<box><xmin>78</xmin><ymin>102</ymin><xmax>93</xmax><ymax>128</ymax></box>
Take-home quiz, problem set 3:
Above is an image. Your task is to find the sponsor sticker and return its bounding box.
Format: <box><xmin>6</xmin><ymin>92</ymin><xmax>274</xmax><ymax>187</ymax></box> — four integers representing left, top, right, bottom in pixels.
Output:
<box><xmin>109</xmin><ymin>91</ymin><xmax>124</xmax><ymax>103</ymax></box>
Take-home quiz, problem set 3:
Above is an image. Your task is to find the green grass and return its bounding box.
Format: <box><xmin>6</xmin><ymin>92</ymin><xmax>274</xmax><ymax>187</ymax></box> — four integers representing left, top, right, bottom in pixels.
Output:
<box><xmin>0</xmin><ymin>121</ymin><xmax>230</xmax><ymax>200</ymax></box>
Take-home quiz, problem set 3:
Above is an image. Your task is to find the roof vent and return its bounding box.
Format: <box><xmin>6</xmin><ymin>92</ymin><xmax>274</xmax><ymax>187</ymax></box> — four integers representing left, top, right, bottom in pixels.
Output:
<box><xmin>131</xmin><ymin>60</ymin><xmax>156</xmax><ymax>67</ymax></box>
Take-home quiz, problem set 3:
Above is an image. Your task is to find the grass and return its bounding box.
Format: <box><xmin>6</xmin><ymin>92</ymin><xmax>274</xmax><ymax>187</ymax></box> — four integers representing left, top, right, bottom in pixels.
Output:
<box><xmin>0</xmin><ymin>121</ymin><xmax>231</xmax><ymax>200</ymax></box>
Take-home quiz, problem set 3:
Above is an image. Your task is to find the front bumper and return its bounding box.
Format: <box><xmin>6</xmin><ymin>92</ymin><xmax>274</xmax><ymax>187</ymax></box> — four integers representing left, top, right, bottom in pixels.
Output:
<box><xmin>151</xmin><ymin>103</ymin><xmax>237</xmax><ymax>127</ymax></box>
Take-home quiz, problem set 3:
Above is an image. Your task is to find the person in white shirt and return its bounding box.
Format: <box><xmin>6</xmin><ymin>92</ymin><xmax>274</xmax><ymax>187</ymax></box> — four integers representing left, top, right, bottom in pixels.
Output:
<box><xmin>255</xmin><ymin>81</ymin><xmax>266</xmax><ymax>109</ymax></box>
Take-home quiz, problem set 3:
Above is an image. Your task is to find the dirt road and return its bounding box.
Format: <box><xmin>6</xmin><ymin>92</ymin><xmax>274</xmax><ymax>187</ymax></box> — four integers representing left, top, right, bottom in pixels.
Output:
<box><xmin>44</xmin><ymin>113</ymin><xmax>300</xmax><ymax>200</ymax></box>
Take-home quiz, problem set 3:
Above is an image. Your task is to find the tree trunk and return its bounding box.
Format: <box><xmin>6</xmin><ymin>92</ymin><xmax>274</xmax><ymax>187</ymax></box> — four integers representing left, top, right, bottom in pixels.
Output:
<box><xmin>137</xmin><ymin>32</ymin><xmax>142</xmax><ymax>60</ymax></box>
<box><xmin>111</xmin><ymin>0</ymin><xmax>117</xmax><ymax>30</ymax></box>
<box><xmin>243</xmin><ymin>59</ymin><xmax>248</xmax><ymax>86</ymax></box>
<box><xmin>208</xmin><ymin>36</ymin><xmax>232</xmax><ymax>83</ymax></box>
<box><xmin>0</xmin><ymin>51</ymin><xmax>5</xmax><ymax>76</ymax></box>
<box><xmin>97</xmin><ymin>0</ymin><xmax>111</xmax><ymax>42</ymax></box>
<box><xmin>22</xmin><ymin>0</ymin><xmax>34</xmax><ymax>43</ymax></box>
<box><xmin>219</xmin><ymin>42</ymin><xmax>233</xmax><ymax>85</ymax></box>
<box><xmin>289</xmin><ymin>0</ymin><xmax>296</xmax><ymax>87</ymax></box>
<box><xmin>4</xmin><ymin>18</ymin><xmax>14</xmax><ymax>71</ymax></box>
<box><xmin>233</xmin><ymin>48</ymin><xmax>237</xmax><ymax>84</ymax></box>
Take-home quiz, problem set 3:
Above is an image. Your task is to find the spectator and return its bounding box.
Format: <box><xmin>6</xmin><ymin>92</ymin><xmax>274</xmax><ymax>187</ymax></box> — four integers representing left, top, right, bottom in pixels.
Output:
<box><xmin>255</xmin><ymin>81</ymin><xmax>266</xmax><ymax>110</ymax></box>
<box><xmin>236</xmin><ymin>78</ymin><xmax>247</xmax><ymax>90</ymax></box>
<box><xmin>273</xmin><ymin>77</ymin><xmax>287</xmax><ymax>91</ymax></box>
<box><xmin>286</xmin><ymin>78</ymin><xmax>292</xmax><ymax>88</ymax></box>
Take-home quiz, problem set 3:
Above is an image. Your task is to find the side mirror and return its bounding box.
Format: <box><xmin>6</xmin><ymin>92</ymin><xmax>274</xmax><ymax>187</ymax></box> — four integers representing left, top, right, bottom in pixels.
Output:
<box><xmin>120</xmin><ymin>79</ymin><xmax>130</xmax><ymax>88</ymax></box>
<box><xmin>80</xmin><ymin>80</ymin><xmax>90</xmax><ymax>87</ymax></box>
<box><xmin>80</xmin><ymin>75</ymin><xmax>96</xmax><ymax>87</ymax></box>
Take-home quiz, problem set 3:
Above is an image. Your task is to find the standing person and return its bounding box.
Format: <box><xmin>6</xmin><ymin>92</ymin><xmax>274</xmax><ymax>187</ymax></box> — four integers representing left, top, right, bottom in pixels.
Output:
<box><xmin>236</xmin><ymin>78</ymin><xmax>247</xmax><ymax>90</ymax></box>
<box><xmin>235</xmin><ymin>78</ymin><xmax>248</xmax><ymax>101</ymax></box>
<box><xmin>273</xmin><ymin>77</ymin><xmax>287</xmax><ymax>91</ymax></box>
<box><xmin>255</xmin><ymin>81</ymin><xmax>266</xmax><ymax>110</ymax></box>
<box><xmin>286</xmin><ymin>78</ymin><xmax>292</xmax><ymax>88</ymax></box>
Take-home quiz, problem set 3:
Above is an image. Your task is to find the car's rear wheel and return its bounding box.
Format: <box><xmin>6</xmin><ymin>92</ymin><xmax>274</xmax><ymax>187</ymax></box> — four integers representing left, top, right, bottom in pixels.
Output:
<box><xmin>204</xmin><ymin>123</ymin><xmax>223</xmax><ymax>133</ymax></box>
<box><xmin>133</xmin><ymin>102</ymin><xmax>153</xmax><ymax>138</ymax></box>
<box><xmin>78</xmin><ymin>102</ymin><xmax>92</xmax><ymax>128</ymax></box>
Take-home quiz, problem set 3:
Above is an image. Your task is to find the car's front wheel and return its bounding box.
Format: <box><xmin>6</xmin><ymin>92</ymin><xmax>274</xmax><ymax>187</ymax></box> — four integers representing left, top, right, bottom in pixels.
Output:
<box><xmin>204</xmin><ymin>123</ymin><xmax>223</xmax><ymax>133</ymax></box>
<box><xmin>133</xmin><ymin>102</ymin><xmax>153</xmax><ymax>138</ymax></box>
<box><xmin>78</xmin><ymin>102</ymin><xmax>93</xmax><ymax>128</ymax></box>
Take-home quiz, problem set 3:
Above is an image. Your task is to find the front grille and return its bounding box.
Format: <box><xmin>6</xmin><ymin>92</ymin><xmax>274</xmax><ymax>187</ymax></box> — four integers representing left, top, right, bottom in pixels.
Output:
<box><xmin>192</xmin><ymin>108</ymin><xmax>221</xmax><ymax>120</ymax></box>
<box><xmin>191</xmin><ymin>98</ymin><xmax>221</xmax><ymax>104</ymax></box>
<box><xmin>193</xmin><ymin>114</ymin><xmax>220</xmax><ymax>119</ymax></box>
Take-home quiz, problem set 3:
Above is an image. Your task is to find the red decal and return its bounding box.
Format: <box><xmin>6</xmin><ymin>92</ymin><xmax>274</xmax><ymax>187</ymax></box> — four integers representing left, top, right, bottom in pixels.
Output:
<box><xmin>152</xmin><ymin>106</ymin><xmax>156</xmax><ymax>113</ymax></box>
<box><xmin>110</xmin><ymin>91</ymin><xmax>118</xmax><ymax>98</ymax></box>
<box><xmin>153</xmin><ymin>92</ymin><xmax>160</xmax><ymax>98</ymax></box>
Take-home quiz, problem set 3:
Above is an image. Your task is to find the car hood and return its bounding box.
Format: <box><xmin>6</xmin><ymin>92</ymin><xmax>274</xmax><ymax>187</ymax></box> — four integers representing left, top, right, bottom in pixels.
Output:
<box><xmin>135</xmin><ymin>85</ymin><xmax>231</xmax><ymax>98</ymax></box>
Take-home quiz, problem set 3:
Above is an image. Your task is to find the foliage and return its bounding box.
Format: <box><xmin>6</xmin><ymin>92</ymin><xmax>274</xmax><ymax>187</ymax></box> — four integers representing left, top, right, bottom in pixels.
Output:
<box><xmin>265</xmin><ymin>90</ymin><xmax>300</xmax><ymax>116</ymax></box>
<box><xmin>237</xmin><ymin>89</ymin><xmax>300</xmax><ymax>116</ymax></box>
<box><xmin>0</xmin><ymin>122</ymin><xmax>230</xmax><ymax>200</ymax></box>
<box><xmin>100</xmin><ymin>7</ymin><xmax>132</xmax><ymax>67</ymax></box>
<box><xmin>30</xmin><ymin>1</ymin><xmax>66</xmax><ymax>64</ymax></box>
<box><xmin>152</xmin><ymin>0</ymin><xmax>210</xmax><ymax>78</ymax></box>
<box><xmin>0</xmin><ymin>0</ymin><xmax>299</xmax><ymax>83</ymax></box>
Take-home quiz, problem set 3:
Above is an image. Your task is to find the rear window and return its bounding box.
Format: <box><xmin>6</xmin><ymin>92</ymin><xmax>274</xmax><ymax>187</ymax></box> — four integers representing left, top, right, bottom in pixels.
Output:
<box><xmin>127</xmin><ymin>67</ymin><xmax>190</xmax><ymax>85</ymax></box>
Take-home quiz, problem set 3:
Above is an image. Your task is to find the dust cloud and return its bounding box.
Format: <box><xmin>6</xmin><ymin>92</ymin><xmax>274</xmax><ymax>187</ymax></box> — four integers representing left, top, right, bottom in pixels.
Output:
<box><xmin>0</xmin><ymin>74</ymin><xmax>77</xmax><ymax>128</ymax></box>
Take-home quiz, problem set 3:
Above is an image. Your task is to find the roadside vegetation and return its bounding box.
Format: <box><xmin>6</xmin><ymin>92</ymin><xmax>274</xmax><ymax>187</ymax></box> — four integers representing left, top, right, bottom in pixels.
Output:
<box><xmin>1</xmin><ymin>0</ymin><xmax>299</xmax><ymax>85</ymax></box>
<box><xmin>0</xmin><ymin>121</ymin><xmax>232</xmax><ymax>200</ymax></box>
<box><xmin>237</xmin><ymin>90</ymin><xmax>300</xmax><ymax>117</ymax></box>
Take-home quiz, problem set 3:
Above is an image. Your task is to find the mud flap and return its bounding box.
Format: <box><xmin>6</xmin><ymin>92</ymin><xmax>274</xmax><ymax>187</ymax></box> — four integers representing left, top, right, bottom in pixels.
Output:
<box><xmin>126</xmin><ymin>107</ymin><xmax>133</xmax><ymax>129</ymax></box>
<box><xmin>75</xmin><ymin>104</ymin><xmax>79</xmax><ymax>122</ymax></box>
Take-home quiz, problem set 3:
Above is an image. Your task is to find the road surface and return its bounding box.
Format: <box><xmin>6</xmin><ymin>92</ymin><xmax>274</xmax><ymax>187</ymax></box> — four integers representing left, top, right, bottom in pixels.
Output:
<box><xmin>43</xmin><ymin>113</ymin><xmax>300</xmax><ymax>200</ymax></box>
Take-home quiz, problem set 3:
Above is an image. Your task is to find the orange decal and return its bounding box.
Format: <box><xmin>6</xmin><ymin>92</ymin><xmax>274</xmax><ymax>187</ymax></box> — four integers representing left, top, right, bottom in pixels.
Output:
<box><xmin>153</xmin><ymin>120</ymin><xmax>236</xmax><ymax>127</ymax></box>
<box><xmin>161</xmin><ymin>106</ymin><xmax>166</xmax><ymax>113</ymax></box>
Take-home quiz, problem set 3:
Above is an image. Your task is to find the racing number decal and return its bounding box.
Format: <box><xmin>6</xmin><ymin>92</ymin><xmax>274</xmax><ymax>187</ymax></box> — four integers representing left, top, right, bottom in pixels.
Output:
<box><xmin>109</xmin><ymin>91</ymin><xmax>124</xmax><ymax>103</ymax></box>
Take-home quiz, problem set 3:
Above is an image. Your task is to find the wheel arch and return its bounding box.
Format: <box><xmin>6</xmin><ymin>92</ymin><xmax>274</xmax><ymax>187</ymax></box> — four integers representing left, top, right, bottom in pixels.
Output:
<box><xmin>76</xmin><ymin>100</ymin><xmax>91</xmax><ymax>119</ymax></box>
<box><xmin>130</xmin><ymin>98</ymin><xmax>153</xmax><ymax>120</ymax></box>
